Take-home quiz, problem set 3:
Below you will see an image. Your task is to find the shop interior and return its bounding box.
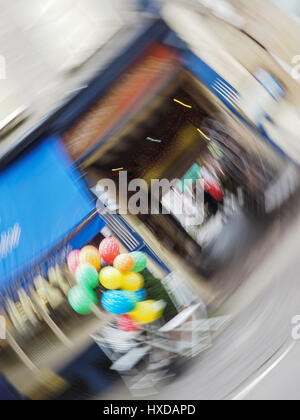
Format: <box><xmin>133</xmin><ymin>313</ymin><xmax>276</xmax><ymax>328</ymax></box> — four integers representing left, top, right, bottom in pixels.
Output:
<box><xmin>82</xmin><ymin>73</ymin><xmax>286</xmax><ymax>275</ymax></box>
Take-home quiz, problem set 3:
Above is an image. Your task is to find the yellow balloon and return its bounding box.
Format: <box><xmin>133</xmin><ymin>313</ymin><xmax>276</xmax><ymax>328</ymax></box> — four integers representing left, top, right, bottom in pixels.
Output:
<box><xmin>99</xmin><ymin>267</ymin><xmax>122</xmax><ymax>290</ymax></box>
<box><xmin>122</xmin><ymin>272</ymin><xmax>144</xmax><ymax>292</ymax></box>
<box><xmin>129</xmin><ymin>300</ymin><xmax>163</xmax><ymax>324</ymax></box>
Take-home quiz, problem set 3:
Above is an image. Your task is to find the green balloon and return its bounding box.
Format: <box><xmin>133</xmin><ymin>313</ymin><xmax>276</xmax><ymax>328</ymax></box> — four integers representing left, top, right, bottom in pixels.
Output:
<box><xmin>76</xmin><ymin>264</ymin><xmax>99</xmax><ymax>290</ymax></box>
<box><xmin>130</xmin><ymin>252</ymin><xmax>147</xmax><ymax>273</ymax></box>
<box><xmin>68</xmin><ymin>285</ymin><xmax>97</xmax><ymax>315</ymax></box>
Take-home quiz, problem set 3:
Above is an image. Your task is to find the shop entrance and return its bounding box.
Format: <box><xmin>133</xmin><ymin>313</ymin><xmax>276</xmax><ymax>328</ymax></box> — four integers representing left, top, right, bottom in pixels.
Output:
<box><xmin>85</xmin><ymin>73</ymin><xmax>295</xmax><ymax>275</ymax></box>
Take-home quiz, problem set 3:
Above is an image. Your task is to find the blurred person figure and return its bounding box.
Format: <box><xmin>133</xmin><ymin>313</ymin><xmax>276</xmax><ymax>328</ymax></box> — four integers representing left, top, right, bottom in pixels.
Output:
<box><xmin>138</xmin><ymin>0</ymin><xmax>160</xmax><ymax>15</ymax></box>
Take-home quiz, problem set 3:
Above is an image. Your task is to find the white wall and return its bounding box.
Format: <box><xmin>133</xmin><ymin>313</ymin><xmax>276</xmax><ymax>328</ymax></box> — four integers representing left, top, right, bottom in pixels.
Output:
<box><xmin>270</xmin><ymin>0</ymin><xmax>300</xmax><ymax>18</ymax></box>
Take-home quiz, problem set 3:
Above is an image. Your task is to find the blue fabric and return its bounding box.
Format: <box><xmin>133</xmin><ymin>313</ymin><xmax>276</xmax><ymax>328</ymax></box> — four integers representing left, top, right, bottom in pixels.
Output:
<box><xmin>0</xmin><ymin>374</ymin><xmax>24</xmax><ymax>400</ymax></box>
<box><xmin>0</xmin><ymin>135</ymin><xmax>98</xmax><ymax>290</ymax></box>
<box><xmin>58</xmin><ymin>343</ymin><xmax>113</xmax><ymax>396</ymax></box>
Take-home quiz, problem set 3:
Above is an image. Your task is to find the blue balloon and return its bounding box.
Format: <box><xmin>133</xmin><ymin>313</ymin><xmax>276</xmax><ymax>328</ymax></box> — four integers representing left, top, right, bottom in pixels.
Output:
<box><xmin>101</xmin><ymin>290</ymin><xmax>136</xmax><ymax>315</ymax></box>
<box><xmin>134</xmin><ymin>288</ymin><xmax>147</xmax><ymax>302</ymax></box>
<box><xmin>123</xmin><ymin>291</ymin><xmax>138</xmax><ymax>305</ymax></box>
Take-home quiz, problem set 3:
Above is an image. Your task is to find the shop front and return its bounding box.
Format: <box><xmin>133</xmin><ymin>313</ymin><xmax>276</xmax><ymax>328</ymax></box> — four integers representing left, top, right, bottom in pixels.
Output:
<box><xmin>1</xmin><ymin>15</ymin><xmax>298</xmax><ymax>399</ymax></box>
<box><xmin>0</xmin><ymin>20</ymin><xmax>189</xmax><ymax>399</ymax></box>
<box><xmin>58</xmin><ymin>32</ymin><xmax>296</xmax><ymax>277</ymax></box>
<box><xmin>0</xmin><ymin>132</ymin><xmax>180</xmax><ymax>398</ymax></box>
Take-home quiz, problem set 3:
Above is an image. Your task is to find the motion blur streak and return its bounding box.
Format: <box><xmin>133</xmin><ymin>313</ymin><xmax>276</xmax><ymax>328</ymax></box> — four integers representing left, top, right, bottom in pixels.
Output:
<box><xmin>1</xmin><ymin>0</ymin><xmax>300</xmax><ymax>402</ymax></box>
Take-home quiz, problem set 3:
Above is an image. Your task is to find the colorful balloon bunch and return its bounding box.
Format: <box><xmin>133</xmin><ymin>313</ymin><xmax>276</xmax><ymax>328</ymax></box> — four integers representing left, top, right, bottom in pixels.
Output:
<box><xmin>67</xmin><ymin>237</ymin><xmax>164</xmax><ymax>329</ymax></box>
<box><xmin>67</xmin><ymin>244</ymin><xmax>103</xmax><ymax>315</ymax></box>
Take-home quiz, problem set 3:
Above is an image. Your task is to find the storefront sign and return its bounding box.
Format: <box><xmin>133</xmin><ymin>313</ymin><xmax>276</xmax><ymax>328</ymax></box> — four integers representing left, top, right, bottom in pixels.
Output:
<box><xmin>62</xmin><ymin>43</ymin><xmax>180</xmax><ymax>161</ymax></box>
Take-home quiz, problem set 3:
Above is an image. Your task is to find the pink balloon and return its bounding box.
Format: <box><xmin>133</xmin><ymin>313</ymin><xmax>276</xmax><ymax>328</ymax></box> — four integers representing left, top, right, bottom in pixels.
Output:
<box><xmin>67</xmin><ymin>250</ymin><xmax>81</xmax><ymax>274</ymax></box>
<box><xmin>117</xmin><ymin>314</ymin><xmax>139</xmax><ymax>332</ymax></box>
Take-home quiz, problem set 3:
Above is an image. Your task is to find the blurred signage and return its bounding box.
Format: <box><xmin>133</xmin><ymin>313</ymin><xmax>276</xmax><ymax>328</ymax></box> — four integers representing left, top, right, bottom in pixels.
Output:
<box><xmin>178</xmin><ymin>163</ymin><xmax>202</xmax><ymax>192</ymax></box>
<box><xmin>237</xmin><ymin>68</ymin><xmax>285</xmax><ymax>126</ymax></box>
<box><xmin>0</xmin><ymin>223</ymin><xmax>21</xmax><ymax>260</ymax></box>
<box><xmin>0</xmin><ymin>135</ymin><xmax>100</xmax><ymax>290</ymax></box>
<box><xmin>62</xmin><ymin>43</ymin><xmax>180</xmax><ymax>161</ymax></box>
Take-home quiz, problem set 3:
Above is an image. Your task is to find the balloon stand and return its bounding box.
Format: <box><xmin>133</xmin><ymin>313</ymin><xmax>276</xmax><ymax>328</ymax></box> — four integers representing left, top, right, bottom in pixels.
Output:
<box><xmin>67</xmin><ymin>238</ymin><xmax>230</xmax><ymax>395</ymax></box>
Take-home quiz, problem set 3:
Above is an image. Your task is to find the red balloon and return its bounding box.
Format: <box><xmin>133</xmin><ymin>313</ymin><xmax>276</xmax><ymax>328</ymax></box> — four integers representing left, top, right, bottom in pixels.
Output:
<box><xmin>117</xmin><ymin>314</ymin><xmax>139</xmax><ymax>332</ymax></box>
<box><xmin>99</xmin><ymin>237</ymin><xmax>120</xmax><ymax>264</ymax></box>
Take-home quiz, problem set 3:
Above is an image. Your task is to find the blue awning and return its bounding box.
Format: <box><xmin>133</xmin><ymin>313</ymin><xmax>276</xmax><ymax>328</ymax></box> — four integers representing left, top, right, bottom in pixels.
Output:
<box><xmin>0</xmin><ymin>135</ymin><xmax>104</xmax><ymax>291</ymax></box>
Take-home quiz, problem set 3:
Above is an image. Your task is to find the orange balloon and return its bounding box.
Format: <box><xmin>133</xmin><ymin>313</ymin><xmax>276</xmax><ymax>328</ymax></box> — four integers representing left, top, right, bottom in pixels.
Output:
<box><xmin>113</xmin><ymin>254</ymin><xmax>135</xmax><ymax>273</ymax></box>
<box><xmin>80</xmin><ymin>246</ymin><xmax>101</xmax><ymax>271</ymax></box>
